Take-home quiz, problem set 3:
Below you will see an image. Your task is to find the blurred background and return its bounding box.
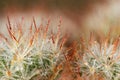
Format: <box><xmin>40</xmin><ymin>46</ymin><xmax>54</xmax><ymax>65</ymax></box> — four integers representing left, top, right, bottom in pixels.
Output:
<box><xmin>0</xmin><ymin>0</ymin><xmax>120</xmax><ymax>36</ymax></box>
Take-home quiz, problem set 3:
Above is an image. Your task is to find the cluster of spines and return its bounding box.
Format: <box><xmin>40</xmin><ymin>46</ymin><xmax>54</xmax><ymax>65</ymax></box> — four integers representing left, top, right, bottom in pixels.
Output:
<box><xmin>0</xmin><ymin>16</ymin><xmax>68</xmax><ymax>80</ymax></box>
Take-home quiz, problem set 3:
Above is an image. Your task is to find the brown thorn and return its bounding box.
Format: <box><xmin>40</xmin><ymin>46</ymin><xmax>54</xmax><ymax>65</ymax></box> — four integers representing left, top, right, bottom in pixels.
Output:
<box><xmin>60</xmin><ymin>34</ymin><xmax>68</xmax><ymax>50</ymax></box>
<box><xmin>7</xmin><ymin>16</ymin><xmax>12</xmax><ymax>30</ymax></box>
<box><xmin>44</xmin><ymin>19</ymin><xmax>50</xmax><ymax>39</ymax></box>
<box><xmin>33</xmin><ymin>17</ymin><xmax>37</xmax><ymax>31</ymax></box>
<box><xmin>6</xmin><ymin>24</ymin><xmax>18</xmax><ymax>43</ymax></box>
<box><xmin>112</xmin><ymin>37</ymin><xmax>120</xmax><ymax>55</ymax></box>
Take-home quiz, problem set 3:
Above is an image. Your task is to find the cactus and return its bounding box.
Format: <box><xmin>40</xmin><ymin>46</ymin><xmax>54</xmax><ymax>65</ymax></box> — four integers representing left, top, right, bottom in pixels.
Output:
<box><xmin>0</xmin><ymin>17</ymin><xmax>67</xmax><ymax>80</ymax></box>
<box><xmin>77</xmin><ymin>32</ymin><xmax>120</xmax><ymax>80</ymax></box>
